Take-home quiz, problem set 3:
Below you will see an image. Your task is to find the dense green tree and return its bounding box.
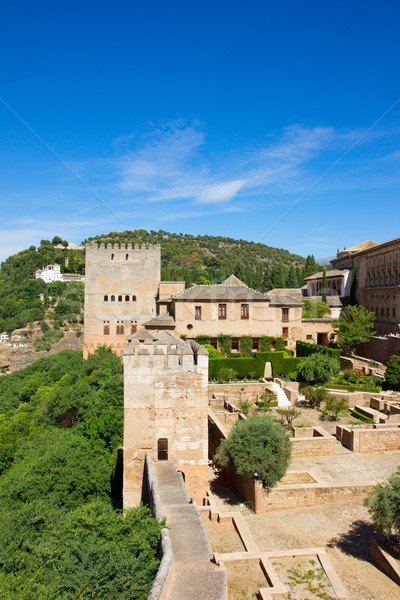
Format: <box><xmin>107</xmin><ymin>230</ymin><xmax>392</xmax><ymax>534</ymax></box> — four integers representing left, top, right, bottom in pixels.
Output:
<box><xmin>321</xmin><ymin>268</ymin><xmax>327</xmax><ymax>304</ymax></box>
<box><xmin>332</xmin><ymin>305</ymin><xmax>376</xmax><ymax>355</ymax></box>
<box><xmin>299</xmin><ymin>353</ymin><xmax>339</xmax><ymax>384</ymax></box>
<box><xmin>215</xmin><ymin>415</ymin><xmax>292</xmax><ymax>488</ymax></box>
<box><xmin>305</xmin><ymin>254</ymin><xmax>317</xmax><ymax>277</ymax></box>
<box><xmin>286</xmin><ymin>265</ymin><xmax>298</xmax><ymax>288</ymax></box>
<box><xmin>385</xmin><ymin>355</ymin><xmax>400</xmax><ymax>389</ymax></box>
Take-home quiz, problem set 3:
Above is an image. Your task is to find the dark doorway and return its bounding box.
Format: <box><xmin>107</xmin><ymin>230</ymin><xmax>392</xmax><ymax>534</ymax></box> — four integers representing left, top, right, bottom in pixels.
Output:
<box><xmin>158</xmin><ymin>438</ymin><xmax>168</xmax><ymax>460</ymax></box>
<box><xmin>317</xmin><ymin>332</ymin><xmax>329</xmax><ymax>346</ymax></box>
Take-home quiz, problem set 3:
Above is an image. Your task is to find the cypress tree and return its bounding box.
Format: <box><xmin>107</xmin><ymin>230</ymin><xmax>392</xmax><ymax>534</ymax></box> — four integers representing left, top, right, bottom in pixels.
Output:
<box><xmin>321</xmin><ymin>267</ymin><xmax>327</xmax><ymax>304</ymax></box>
<box><xmin>350</xmin><ymin>258</ymin><xmax>357</xmax><ymax>305</ymax></box>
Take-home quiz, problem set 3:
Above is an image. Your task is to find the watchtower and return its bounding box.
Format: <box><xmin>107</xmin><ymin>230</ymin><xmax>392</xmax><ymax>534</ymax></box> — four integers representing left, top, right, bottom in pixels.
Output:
<box><xmin>83</xmin><ymin>242</ymin><xmax>161</xmax><ymax>357</ymax></box>
<box><xmin>123</xmin><ymin>329</ymin><xmax>209</xmax><ymax>507</ymax></box>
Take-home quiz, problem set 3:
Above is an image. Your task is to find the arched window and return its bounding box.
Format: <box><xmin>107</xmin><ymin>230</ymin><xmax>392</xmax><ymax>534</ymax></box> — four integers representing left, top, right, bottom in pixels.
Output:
<box><xmin>125</xmin><ymin>254</ymin><xmax>129</xmax><ymax>260</ymax></box>
<box><xmin>111</xmin><ymin>254</ymin><xmax>114</xmax><ymax>260</ymax></box>
<box><xmin>111</xmin><ymin>295</ymin><xmax>115</xmax><ymax>302</ymax></box>
<box><xmin>118</xmin><ymin>295</ymin><xmax>122</xmax><ymax>302</ymax></box>
<box><xmin>104</xmin><ymin>295</ymin><xmax>108</xmax><ymax>301</ymax></box>
<box><xmin>125</xmin><ymin>295</ymin><xmax>130</xmax><ymax>301</ymax></box>
<box><xmin>132</xmin><ymin>295</ymin><xmax>137</xmax><ymax>302</ymax></box>
<box><xmin>158</xmin><ymin>438</ymin><xmax>168</xmax><ymax>460</ymax></box>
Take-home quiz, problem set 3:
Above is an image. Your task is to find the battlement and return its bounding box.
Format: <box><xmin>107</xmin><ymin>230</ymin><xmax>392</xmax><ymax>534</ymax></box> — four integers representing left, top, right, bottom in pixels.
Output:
<box><xmin>86</xmin><ymin>242</ymin><xmax>161</xmax><ymax>252</ymax></box>
<box><xmin>124</xmin><ymin>329</ymin><xmax>208</xmax><ymax>371</ymax></box>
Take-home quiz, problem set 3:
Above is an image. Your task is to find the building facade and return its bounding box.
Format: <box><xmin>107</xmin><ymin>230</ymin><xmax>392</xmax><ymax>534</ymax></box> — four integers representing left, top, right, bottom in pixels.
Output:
<box><xmin>331</xmin><ymin>236</ymin><xmax>400</xmax><ymax>335</ymax></box>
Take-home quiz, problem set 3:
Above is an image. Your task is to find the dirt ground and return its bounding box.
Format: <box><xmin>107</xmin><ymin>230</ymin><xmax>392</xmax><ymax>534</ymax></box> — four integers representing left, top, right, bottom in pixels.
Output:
<box><xmin>208</xmin><ymin>469</ymin><xmax>400</xmax><ymax>600</ymax></box>
<box><xmin>225</xmin><ymin>559</ymin><xmax>268</xmax><ymax>600</ymax></box>
<box><xmin>245</xmin><ymin>500</ymin><xmax>400</xmax><ymax>600</ymax></box>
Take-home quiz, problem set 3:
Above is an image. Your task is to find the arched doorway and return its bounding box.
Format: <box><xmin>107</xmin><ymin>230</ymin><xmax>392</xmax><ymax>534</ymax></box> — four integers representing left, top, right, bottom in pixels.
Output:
<box><xmin>158</xmin><ymin>438</ymin><xmax>168</xmax><ymax>460</ymax></box>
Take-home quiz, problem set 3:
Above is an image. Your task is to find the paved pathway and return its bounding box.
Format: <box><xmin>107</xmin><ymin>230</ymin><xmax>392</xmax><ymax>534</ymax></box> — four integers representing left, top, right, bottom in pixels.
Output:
<box><xmin>153</xmin><ymin>461</ymin><xmax>226</xmax><ymax>600</ymax></box>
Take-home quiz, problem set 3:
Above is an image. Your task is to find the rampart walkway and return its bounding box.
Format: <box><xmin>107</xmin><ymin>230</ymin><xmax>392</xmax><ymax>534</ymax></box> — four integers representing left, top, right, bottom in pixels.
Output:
<box><xmin>153</xmin><ymin>461</ymin><xmax>226</xmax><ymax>600</ymax></box>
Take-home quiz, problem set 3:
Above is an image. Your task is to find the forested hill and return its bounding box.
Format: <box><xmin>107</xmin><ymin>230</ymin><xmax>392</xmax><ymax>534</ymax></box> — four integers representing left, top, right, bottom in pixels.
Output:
<box><xmin>85</xmin><ymin>229</ymin><xmax>309</xmax><ymax>289</ymax></box>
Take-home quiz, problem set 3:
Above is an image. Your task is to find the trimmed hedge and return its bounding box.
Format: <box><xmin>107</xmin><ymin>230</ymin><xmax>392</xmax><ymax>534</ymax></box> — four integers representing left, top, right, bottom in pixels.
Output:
<box><xmin>296</xmin><ymin>340</ymin><xmax>340</xmax><ymax>360</ymax></box>
<box><xmin>256</xmin><ymin>352</ymin><xmax>302</xmax><ymax>378</ymax></box>
<box><xmin>209</xmin><ymin>352</ymin><xmax>303</xmax><ymax>380</ymax></box>
<box><xmin>209</xmin><ymin>356</ymin><xmax>265</xmax><ymax>379</ymax></box>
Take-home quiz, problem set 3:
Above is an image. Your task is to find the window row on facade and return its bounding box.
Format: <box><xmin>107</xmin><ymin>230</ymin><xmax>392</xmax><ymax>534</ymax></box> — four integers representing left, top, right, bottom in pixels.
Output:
<box><xmin>365</xmin><ymin>267</ymin><xmax>399</xmax><ymax>288</ymax></box>
<box><xmin>193</xmin><ymin>304</ymin><xmax>289</xmax><ymax>321</ymax></box>
<box><xmin>368</xmin><ymin>307</ymin><xmax>397</xmax><ymax>320</ymax></box>
<box><xmin>103</xmin><ymin>295</ymin><xmax>137</xmax><ymax>302</ymax></box>
<box><xmin>103</xmin><ymin>320</ymin><xmax>137</xmax><ymax>335</ymax></box>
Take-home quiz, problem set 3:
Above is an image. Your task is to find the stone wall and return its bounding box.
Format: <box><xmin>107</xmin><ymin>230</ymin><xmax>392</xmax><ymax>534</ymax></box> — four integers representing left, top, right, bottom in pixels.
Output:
<box><xmin>291</xmin><ymin>427</ymin><xmax>336</xmax><ymax>457</ymax></box>
<box><xmin>336</xmin><ymin>424</ymin><xmax>400</xmax><ymax>452</ymax></box>
<box><xmin>262</xmin><ymin>482</ymin><xmax>373</xmax><ymax>511</ymax></box>
<box><xmin>357</xmin><ymin>334</ymin><xmax>400</xmax><ymax>365</ymax></box>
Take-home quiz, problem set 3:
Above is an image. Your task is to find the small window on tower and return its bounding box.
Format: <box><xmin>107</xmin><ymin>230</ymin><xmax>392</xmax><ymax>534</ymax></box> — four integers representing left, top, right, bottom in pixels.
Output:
<box><xmin>111</xmin><ymin>254</ymin><xmax>114</xmax><ymax>260</ymax></box>
<box><xmin>111</xmin><ymin>295</ymin><xmax>115</xmax><ymax>302</ymax></box>
<box><xmin>195</xmin><ymin>306</ymin><xmax>202</xmax><ymax>320</ymax></box>
<box><xmin>132</xmin><ymin>295</ymin><xmax>137</xmax><ymax>301</ymax></box>
<box><xmin>125</xmin><ymin>254</ymin><xmax>129</xmax><ymax>260</ymax></box>
<box><xmin>118</xmin><ymin>295</ymin><xmax>123</xmax><ymax>302</ymax></box>
<box><xmin>104</xmin><ymin>295</ymin><xmax>108</xmax><ymax>302</ymax></box>
<box><xmin>125</xmin><ymin>295</ymin><xmax>130</xmax><ymax>301</ymax></box>
<box><xmin>103</xmin><ymin>321</ymin><xmax>110</xmax><ymax>335</ymax></box>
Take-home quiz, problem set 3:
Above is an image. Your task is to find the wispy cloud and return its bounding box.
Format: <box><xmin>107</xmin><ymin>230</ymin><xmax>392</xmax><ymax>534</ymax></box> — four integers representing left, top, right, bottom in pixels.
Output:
<box><xmin>114</xmin><ymin>121</ymin><xmax>337</xmax><ymax>210</ymax></box>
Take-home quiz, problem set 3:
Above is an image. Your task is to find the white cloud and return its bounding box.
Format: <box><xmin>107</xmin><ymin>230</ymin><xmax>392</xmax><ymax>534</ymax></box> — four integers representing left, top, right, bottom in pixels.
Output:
<box><xmin>113</xmin><ymin>121</ymin><xmax>337</xmax><ymax>211</ymax></box>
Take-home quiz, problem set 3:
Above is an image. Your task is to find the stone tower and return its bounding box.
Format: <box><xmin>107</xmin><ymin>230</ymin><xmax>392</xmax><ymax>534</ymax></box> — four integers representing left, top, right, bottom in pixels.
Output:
<box><xmin>123</xmin><ymin>329</ymin><xmax>209</xmax><ymax>508</ymax></box>
<box><xmin>83</xmin><ymin>242</ymin><xmax>161</xmax><ymax>357</ymax></box>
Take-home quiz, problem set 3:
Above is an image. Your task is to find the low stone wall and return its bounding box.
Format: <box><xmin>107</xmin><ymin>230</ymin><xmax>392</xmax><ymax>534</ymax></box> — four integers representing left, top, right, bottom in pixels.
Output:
<box><xmin>336</xmin><ymin>424</ymin><xmax>400</xmax><ymax>452</ymax></box>
<box><xmin>325</xmin><ymin>389</ymin><xmax>386</xmax><ymax>408</ymax></box>
<box><xmin>143</xmin><ymin>454</ymin><xmax>174</xmax><ymax>600</ymax></box>
<box><xmin>291</xmin><ymin>426</ymin><xmax>336</xmax><ymax>457</ymax></box>
<box><xmin>262</xmin><ymin>482</ymin><xmax>373</xmax><ymax>511</ymax></box>
<box><xmin>371</xmin><ymin>538</ymin><xmax>400</xmax><ymax>587</ymax></box>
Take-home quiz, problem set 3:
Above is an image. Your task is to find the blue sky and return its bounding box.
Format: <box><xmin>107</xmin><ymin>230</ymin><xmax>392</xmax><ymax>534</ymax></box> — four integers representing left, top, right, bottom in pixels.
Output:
<box><xmin>1</xmin><ymin>0</ymin><xmax>399</xmax><ymax>262</ymax></box>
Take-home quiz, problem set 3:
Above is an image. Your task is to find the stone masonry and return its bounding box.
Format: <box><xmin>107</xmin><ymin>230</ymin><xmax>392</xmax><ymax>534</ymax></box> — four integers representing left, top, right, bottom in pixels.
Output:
<box><xmin>123</xmin><ymin>329</ymin><xmax>209</xmax><ymax>508</ymax></box>
<box><xmin>83</xmin><ymin>242</ymin><xmax>161</xmax><ymax>357</ymax></box>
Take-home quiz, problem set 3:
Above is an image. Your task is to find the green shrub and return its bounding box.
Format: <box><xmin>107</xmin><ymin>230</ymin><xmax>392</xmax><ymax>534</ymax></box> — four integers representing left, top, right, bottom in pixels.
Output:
<box><xmin>323</xmin><ymin>396</ymin><xmax>348</xmax><ymax>420</ymax></box>
<box><xmin>301</xmin><ymin>386</ymin><xmax>332</xmax><ymax>408</ymax></box>
<box><xmin>195</xmin><ymin>334</ymin><xmax>210</xmax><ymax>346</ymax></box>
<box><xmin>366</xmin><ymin>466</ymin><xmax>400</xmax><ymax>541</ymax></box>
<box><xmin>300</xmin><ymin>353</ymin><xmax>340</xmax><ymax>384</ymax></box>
<box><xmin>215</xmin><ymin>415</ymin><xmax>291</xmax><ymax>488</ymax></box>
<box><xmin>216</xmin><ymin>367</ymin><xmax>238</xmax><ymax>382</ymax></box>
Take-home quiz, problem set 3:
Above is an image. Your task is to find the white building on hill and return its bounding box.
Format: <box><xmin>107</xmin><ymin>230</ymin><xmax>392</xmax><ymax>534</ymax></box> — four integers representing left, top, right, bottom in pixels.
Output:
<box><xmin>35</xmin><ymin>264</ymin><xmax>63</xmax><ymax>283</ymax></box>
